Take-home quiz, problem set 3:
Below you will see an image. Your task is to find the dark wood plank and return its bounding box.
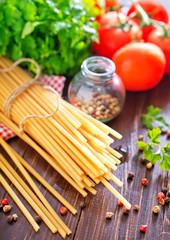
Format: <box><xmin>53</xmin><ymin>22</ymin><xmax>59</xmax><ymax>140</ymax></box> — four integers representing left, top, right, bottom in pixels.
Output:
<box><xmin>74</xmin><ymin>75</ymin><xmax>170</xmax><ymax>240</ymax></box>
<box><xmin>1</xmin><ymin>0</ymin><xmax>170</xmax><ymax>235</ymax></box>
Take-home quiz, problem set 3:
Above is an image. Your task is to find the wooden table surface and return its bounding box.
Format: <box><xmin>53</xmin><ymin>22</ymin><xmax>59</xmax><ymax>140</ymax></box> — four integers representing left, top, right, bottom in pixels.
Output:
<box><xmin>1</xmin><ymin>0</ymin><xmax>170</xmax><ymax>239</ymax></box>
<box><xmin>0</xmin><ymin>73</ymin><xmax>170</xmax><ymax>240</ymax></box>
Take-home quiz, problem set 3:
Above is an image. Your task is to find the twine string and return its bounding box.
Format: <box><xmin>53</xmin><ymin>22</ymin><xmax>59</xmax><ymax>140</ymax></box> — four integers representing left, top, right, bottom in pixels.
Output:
<box><xmin>0</xmin><ymin>58</ymin><xmax>60</xmax><ymax>133</ymax></box>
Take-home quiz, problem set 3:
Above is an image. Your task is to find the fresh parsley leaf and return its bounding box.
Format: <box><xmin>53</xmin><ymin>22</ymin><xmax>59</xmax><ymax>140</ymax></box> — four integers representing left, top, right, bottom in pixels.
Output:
<box><xmin>155</xmin><ymin>117</ymin><xmax>170</xmax><ymax>130</ymax></box>
<box><xmin>21</xmin><ymin>21</ymin><xmax>43</xmax><ymax>39</ymax></box>
<box><xmin>137</xmin><ymin>128</ymin><xmax>170</xmax><ymax>171</ymax></box>
<box><xmin>143</xmin><ymin>145</ymin><xmax>154</xmax><ymax>160</ymax></box>
<box><xmin>150</xmin><ymin>153</ymin><xmax>162</xmax><ymax>164</ymax></box>
<box><xmin>142</xmin><ymin>106</ymin><xmax>170</xmax><ymax>131</ymax></box>
<box><xmin>160</xmin><ymin>153</ymin><xmax>170</xmax><ymax>171</ymax></box>
<box><xmin>137</xmin><ymin>141</ymin><xmax>148</xmax><ymax>149</ymax></box>
<box><xmin>142</xmin><ymin>117</ymin><xmax>153</xmax><ymax>129</ymax></box>
<box><xmin>147</xmin><ymin>128</ymin><xmax>161</xmax><ymax>143</ymax></box>
<box><xmin>147</xmin><ymin>105</ymin><xmax>162</xmax><ymax>116</ymax></box>
<box><xmin>0</xmin><ymin>0</ymin><xmax>98</xmax><ymax>76</ymax></box>
<box><xmin>164</xmin><ymin>143</ymin><xmax>170</xmax><ymax>155</ymax></box>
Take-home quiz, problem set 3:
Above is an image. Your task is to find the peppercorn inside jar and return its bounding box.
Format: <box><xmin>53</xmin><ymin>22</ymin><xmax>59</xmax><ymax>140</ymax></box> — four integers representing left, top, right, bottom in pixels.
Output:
<box><xmin>68</xmin><ymin>56</ymin><xmax>125</xmax><ymax>122</ymax></box>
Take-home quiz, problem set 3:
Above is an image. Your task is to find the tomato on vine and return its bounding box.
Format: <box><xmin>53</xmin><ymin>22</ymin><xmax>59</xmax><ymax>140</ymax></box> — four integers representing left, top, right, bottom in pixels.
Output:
<box><xmin>147</xmin><ymin>24</ymin><xmax>170</xmax><ymax>74</ymax></box>
<box><xmin>92</xmin><ymin>11</ymin><xmax>142</xmax><ymax>58</ymax></box>
<box><xmin>127</xmin><ymin>0</ymin><xmax>169</xmax><ymax>40</ymax></box>
<box><xmin>105</xmin><ymin>0</ymin><xmax>122</xmax><ymax>11</ymax></box>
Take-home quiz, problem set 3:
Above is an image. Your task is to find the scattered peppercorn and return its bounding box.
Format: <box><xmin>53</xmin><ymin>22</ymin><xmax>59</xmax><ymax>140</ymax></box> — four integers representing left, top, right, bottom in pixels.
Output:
<box><xmin>134</xmin><ymin>205</ymin><xmax>140</xmax><ymax>211</ymax></box>
<box><xmin>140</xmin><ymin>225</ymin><xmax>147</xmax><ymax>232</ymax></box>
<box><xmin>80</xmin><ymin>201</ymin><xmax>86</xmax><ymax>209</ymax></box>
<box><xmin>152</xmin><ymin>205</ymin><xmax>160</xmax><ymax>214</ymax></box>
<box><xmin>3</xmin><ymin>204</ymin><xmax>12</xmax><ymax>213</ymax></box>
<box><xmin>168</xmin><ymin>190</ymin><xmax>170</xmax><ymax>197</ymax></box>
<box><xmin>166</xmin><ymin>130</ymin><xmax>170</xmax><ymax>137</ymax></box>
<box><xmin>60</xmin><ymin>207</ymin><xmax>67</xmax><ymax>215</ymax></box>
<box><xmin>158</xmin><ymin>192</ymin><xmax>165</xmax><ymax>199</ymax></box>
<box><xmin>146</xmin><ymin>162</ymin><xmax>153</xmax><ymax>170</ymax></box>
<box><xmin>117</xmin><ymin>200</ymin><xmax>123</xmax><ymax>206</ymax></box>
<box><xmin>2</xmin><ymin>198</ymin><xmax>8</xmax><ymax>205</ymax></box>
<box><xmin>158</xmin><ymin>198</ymin><xmax>165</xmax><ymax>205</ymax></box>
<box><xmin>0</xmin><ymin>204</ymin><xmax>3</xmax><ymax>210</ymax></box>
<box><xmin>127</xmin><ymin>172</ymin><xmax>134</xmax><ymax>180</ymax></box>
<box><xmin>141</xmin><ymin>178</ymin><xmax>148</xmax><ymax>186</ymax></box>
<box><xmin>161</xmin><ymin>187</ymin><xmax>168</xmax><ymax>195</ymax></box>
<box><xmin>34</xmin><ymin>215</ymin><xmax>42</xmax><ymax>223</ymax></box>
<box><xmin>138</xmin><ymin>135</ymin><xmax>143</xmax><ymax>141</ymax></box>
<box><xmin>141</xmin><ymin>157</ymin><xmax>146</xmax><ymax>164</ymax></box>
<box><xmin>71</xmin><ymin>93</ymin><xmax>121</xmax><ymax>121</ymax></box>
<box><xmin>164</xmin><ymin>197</ymin><xmax>170</xmax><ymax>204</ymax></box>
<box><xmin>123</xmin><ymin>208</ymin><xmax>130</xmax><ymax>214</ymax></box>
<box><xmin>105</xmin><ymin>212</ymin><xmax>114</xmax><ymax>219</ymax></box>
<box><xmin>12</xmin><ymin>214</ymin><xmax>18</xmax><ymax>221</ymax></box>
<box><xmin>7</xmin><ymin>215</ymin><xmax>14</xmax><ymax>223</ymax></box>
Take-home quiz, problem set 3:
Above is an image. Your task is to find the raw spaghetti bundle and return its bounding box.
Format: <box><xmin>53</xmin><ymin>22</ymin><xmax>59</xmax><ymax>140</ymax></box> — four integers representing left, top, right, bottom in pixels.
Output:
<box><xmin>0</xmin><ymin>137</ymin><xmax>77</xmax><ymax>238</ymax></box>
<box><xmin>0</xmin><ymin>57</ymin><xmax>131</xmax><ymax>210</ymax></box>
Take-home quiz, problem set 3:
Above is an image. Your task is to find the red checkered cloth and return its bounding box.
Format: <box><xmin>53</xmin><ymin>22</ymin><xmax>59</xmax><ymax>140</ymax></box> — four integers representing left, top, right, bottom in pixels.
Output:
<box><xmin>0</xmin><ymin>75</ymin><xmax>66</xmax><ymax>140</ymax></box>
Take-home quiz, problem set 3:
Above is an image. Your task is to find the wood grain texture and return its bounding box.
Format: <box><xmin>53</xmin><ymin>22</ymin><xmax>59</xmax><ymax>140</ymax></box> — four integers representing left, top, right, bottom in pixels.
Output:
<box><xmin>1</xmin><ymin>0</ymin><xmax>170</xmax><ymax>234</ymax></box>
<box><xmin>74</xmin><ymin>75</ymin><xmax>170</xmax><ymax>240</ymax></box>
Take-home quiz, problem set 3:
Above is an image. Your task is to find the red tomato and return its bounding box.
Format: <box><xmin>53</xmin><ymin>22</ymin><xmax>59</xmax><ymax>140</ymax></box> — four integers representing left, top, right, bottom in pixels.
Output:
<box><xmin>127</xmin><ymin>0</ymin><xmax>169</xmax><ymax>40</ymax></box>
<box><xmin>92</xmin><ymin>11</ymin><xmax>142</xmax><ymax>58</ymax></box>
<box><xmin>105</xmin><ymin>0</ymin><xmax>121</xmax><ymax>10</ymax></box>
<box><xmin>113</xmin><ymin>42</ymin><xmax>166</xmax><ymax>91</ymax></box>
<box><xmin>147</xmin><ymin>25</ymin><xmax>170</xmax><ymax>74</ymax></box>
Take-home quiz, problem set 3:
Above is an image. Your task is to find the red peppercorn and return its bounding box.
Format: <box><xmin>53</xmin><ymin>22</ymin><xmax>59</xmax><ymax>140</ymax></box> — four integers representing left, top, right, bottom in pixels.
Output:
<box><xmin>140</xmin><ymin>225</ymin><xmax>147</xmax><ymax>232</ymax></box>
<box><xmin>71</xmin><ymin>100</ymin><xmax>78</xmax><ymax>106</ymax></box>
<box><xmin>167</xmin><ymin>130</ymin><xmax>170</xmax><ymax>137</ymax></box>
<box><xmin>117</xmin><ymin>200</ymin><xmax>123</xmax><ymax>206</ymax></box>
<box><xmin>141</xmin><ymin>178</ymin><xmax>148</xmax><ymax>186</ymax></box>
<box><xmin>60</xmin><ymin>207</ymin><xmax>67</xmax><ymax>215</ymax></box>
<box><xmin>158</xmin><ymin>192</ymin><xmax>165</xmax><ymax>199</ymax></box>
<box><xmin>2</xmin><ymin>199</ymin><xmax>8</xmax><ymax>205</ymax></box>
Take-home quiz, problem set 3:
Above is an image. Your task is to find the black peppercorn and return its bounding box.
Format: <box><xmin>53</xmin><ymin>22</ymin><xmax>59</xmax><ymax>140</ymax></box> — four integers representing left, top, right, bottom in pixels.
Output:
<box><xmin>80</xmin><ymin>201</ymin><xmax>86</xmax><ymax>209</ymax></box>
<box><xmin>165</xmin><ymin>197</ymin><xmax>170</xmax><ymax>204</ymax></box>
<box><xmin>34</xmin><ymin>215</ymin><xmax>42</xmax><ymax>223</ymax></box>
<box><xmin>141</xmin><ymin>157</ymin><xmax>146</xmax><ymax>164</ymax></box>
<box><xmin>7</xmin><ymin>215</ymin><xmax>14</xmax><ymax>223</ymax></box>
<box><xmin>162</xmin><ymin>187</ymin><xmax>168</xmax><ymax>195</ymax></box>
<box><xmin>127</xmin><ymin>172</ymin><xmax>134</xmax><ymax>180</ymax></box>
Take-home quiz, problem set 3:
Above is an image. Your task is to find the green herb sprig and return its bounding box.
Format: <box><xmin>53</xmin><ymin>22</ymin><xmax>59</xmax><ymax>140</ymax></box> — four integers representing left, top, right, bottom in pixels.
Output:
<box><xmin>137</xmin><ymin>128</ymin><xmax>170</xmax><ymax>171</ymax></box>
<box><xmin>0</xmin><ymin>0</ymin><xmax>98</xmax><ymax>76</ymax></box>
<box><xmin>142</xmin><ymin>106</ymin><xmax>170</xmax><ymax>131</ymax></box>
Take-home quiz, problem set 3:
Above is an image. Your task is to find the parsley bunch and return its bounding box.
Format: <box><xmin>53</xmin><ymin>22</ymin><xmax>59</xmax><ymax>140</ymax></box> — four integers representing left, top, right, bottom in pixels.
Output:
<box><xmin>142</xmin><ymin>106</ymin><xmax>170</xmax><ymax>131</ymax></box>
<box><xmin>0</xmin><ymin>0</ymin><xmax>99</xmax><ymax>76</ymax></box>
<box><xmin>137</xmin><ymin>128</ymin><xmax>170</xmax><ymax>171</ymax></box>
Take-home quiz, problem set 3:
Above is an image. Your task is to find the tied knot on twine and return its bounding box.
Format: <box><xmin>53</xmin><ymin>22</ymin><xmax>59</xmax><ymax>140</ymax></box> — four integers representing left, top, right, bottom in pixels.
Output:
<box><xmin>0</xmin><ymin>58</ymin><xmax>60</xmax><ymax>133</ymax></box>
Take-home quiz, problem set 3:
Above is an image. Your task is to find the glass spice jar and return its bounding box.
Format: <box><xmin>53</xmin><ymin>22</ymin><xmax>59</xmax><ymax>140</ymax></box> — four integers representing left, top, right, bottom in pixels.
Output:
<box><xmin>68</xmin><ymin>56</ymin><xmax>125</xmax><ymax>122</ymax></box>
